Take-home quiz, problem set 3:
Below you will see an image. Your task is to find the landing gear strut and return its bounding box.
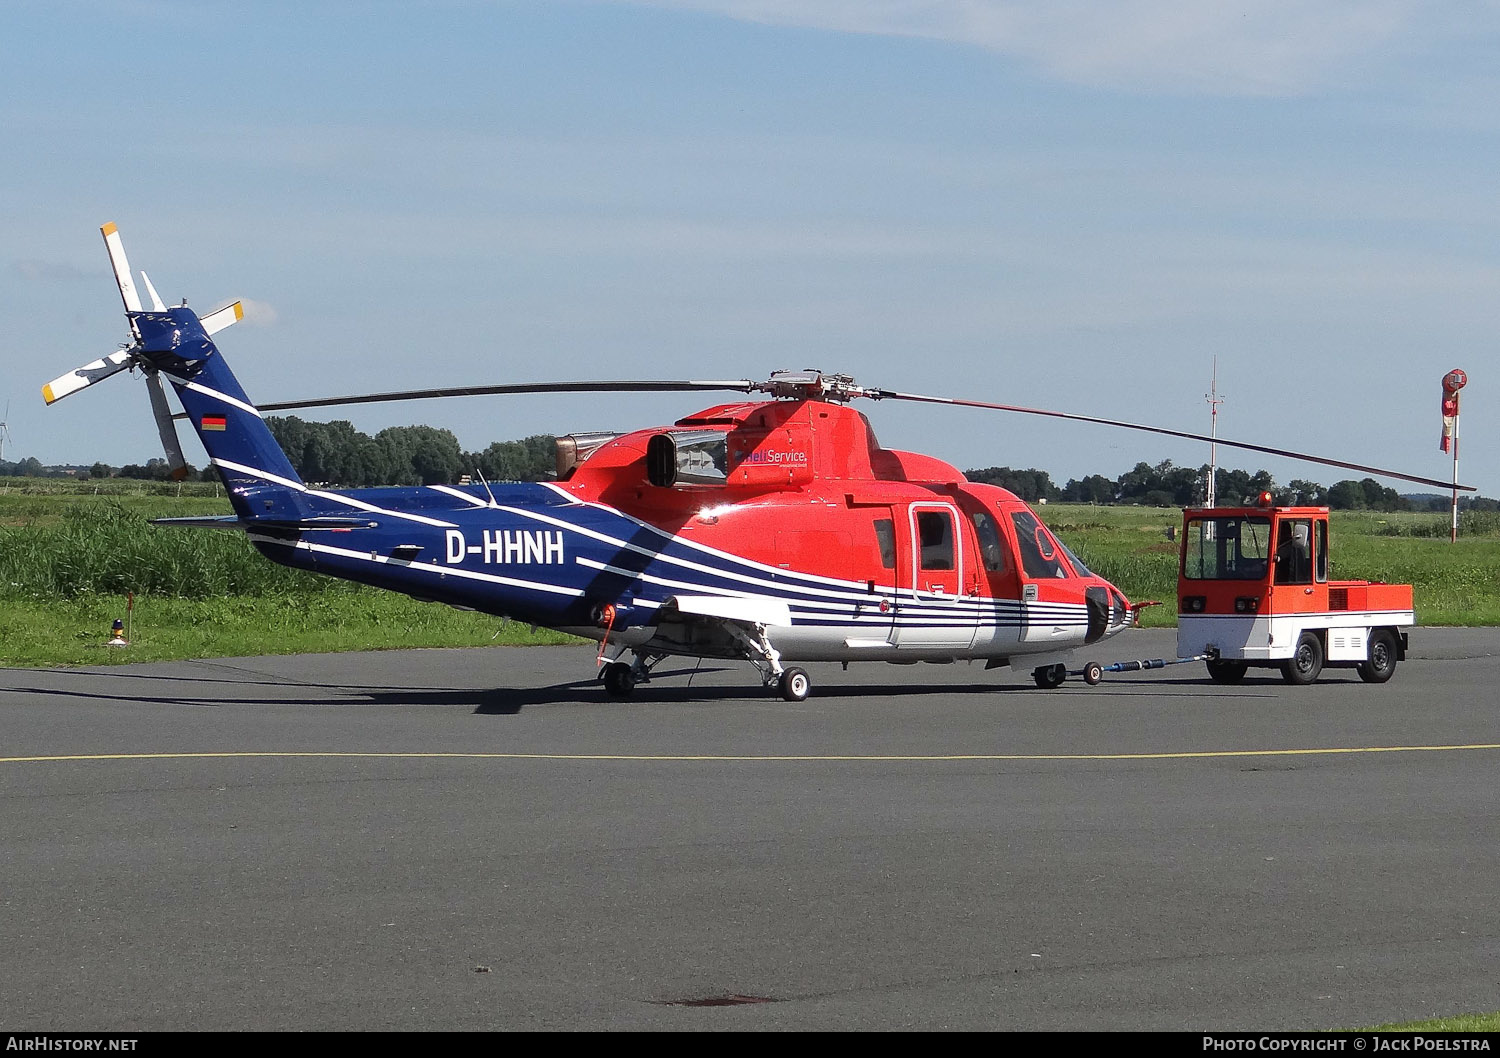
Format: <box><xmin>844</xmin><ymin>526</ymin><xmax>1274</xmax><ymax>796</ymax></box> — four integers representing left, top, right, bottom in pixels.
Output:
<box><xmin>600</xmin><ymin>650</ymin><xmax>667</xmax><ymax>698</ymax></box>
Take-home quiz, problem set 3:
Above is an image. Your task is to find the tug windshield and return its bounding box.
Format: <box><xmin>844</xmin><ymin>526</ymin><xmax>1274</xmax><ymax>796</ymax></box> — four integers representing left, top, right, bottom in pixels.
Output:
<box><xmin>1183</xmin><ymin>516</ymin><xmax>1272</xmax><ymax>581</ymax></box>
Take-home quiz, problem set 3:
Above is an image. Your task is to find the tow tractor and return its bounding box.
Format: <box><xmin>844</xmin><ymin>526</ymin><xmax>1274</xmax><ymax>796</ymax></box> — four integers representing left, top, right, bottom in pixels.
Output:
<box><xmin>1080</xmin><ymin>493</ymin><xmax>1414</xmax><ymax>686</ymax></box>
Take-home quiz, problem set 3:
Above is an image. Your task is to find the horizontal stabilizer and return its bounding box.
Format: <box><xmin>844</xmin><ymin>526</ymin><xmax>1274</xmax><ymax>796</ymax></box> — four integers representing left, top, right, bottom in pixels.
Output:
<box><xmin>150</xmin><ymin>515</ymin><xmax>379</xmax><ymax>531</ymax></box>
<box><xmin>148</xmin><ymin>516</ymin><xmax>249</xmax><ymax>530</ymax></box>
<box><xmin>42</xmin><ymin>349</ymin><xmax>132</xmax><ymax>405</ymax></box>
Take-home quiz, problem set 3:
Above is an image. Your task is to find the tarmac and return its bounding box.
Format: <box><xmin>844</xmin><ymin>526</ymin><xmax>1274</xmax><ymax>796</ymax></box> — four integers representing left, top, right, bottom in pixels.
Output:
<box><xmin>2</xmin><ymin>628</ymin><xmax>1498</xmax><ymax>1030</ymax></box>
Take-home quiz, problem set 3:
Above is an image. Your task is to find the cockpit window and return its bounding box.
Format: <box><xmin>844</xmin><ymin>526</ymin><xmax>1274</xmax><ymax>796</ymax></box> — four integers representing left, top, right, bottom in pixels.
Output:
<box><xmin>971</xmin><ymin>510</ymin><xmax>1007</xmax><ymax>573</ymax></box>
<box><xmin>1010</xmin><ymin>509</ymin><xmax>1069</xmax><ymax>579</ymax></box>
<box><xmin>1059</xmin><ymin>540</ymin><xmax>1093</xmax><ymax>578</ymax></box>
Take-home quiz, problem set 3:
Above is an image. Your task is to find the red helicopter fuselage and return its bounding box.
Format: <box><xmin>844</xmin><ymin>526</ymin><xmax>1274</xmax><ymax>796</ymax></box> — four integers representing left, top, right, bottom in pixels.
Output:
<box><xmin>552</xmin><ymin>396</ymin><xmax>1134</xmax><ymax>672</ymax></box>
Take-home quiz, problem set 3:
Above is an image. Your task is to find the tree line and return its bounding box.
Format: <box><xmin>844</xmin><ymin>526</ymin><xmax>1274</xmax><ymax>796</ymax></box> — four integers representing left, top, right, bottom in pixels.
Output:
<box><xmin>965</xmin><ymin>459</ymin><xmax>1497</xmax><ymax>512</ymax></box>
<box><xmin>5</xmin><ymin>430</ymin><xmax>1494</xmax><ymax>512</ymax></box>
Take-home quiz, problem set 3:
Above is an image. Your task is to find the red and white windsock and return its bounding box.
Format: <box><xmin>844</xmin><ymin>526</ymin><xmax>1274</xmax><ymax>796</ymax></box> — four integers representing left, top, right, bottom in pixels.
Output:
<box><xmin>1441</xmin><ymin>369</ymin><xmax>1467</xmax><ymax>452</ymax></box>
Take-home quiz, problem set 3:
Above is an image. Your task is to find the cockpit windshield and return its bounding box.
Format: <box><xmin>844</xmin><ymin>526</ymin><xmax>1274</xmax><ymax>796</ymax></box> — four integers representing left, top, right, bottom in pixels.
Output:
<box><xmin>1183</xmin><ymin>516</ymin><xmax>1272</xmax><ymax>581</ymax></box>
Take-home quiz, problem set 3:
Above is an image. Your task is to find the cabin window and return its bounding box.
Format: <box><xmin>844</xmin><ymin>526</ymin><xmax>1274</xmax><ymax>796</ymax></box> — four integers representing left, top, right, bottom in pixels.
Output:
<box><xmin>1316</xmin><ymin>520</ymin><xmax>1328</xmax><ymax>583</ymax></box>
<box><xmin>1183</xmin><ymin>516</ymin><xmax>1271</xmax><ymax>580</ymax></box>
<box><xmin>916</xmin><ymin>511</ymin><xmax>954</xmax><ymax>571</ymax></box>
<box><xmin>873</xmin><ymin>518</ymin><xmax>896</xmax><ymax>569</ymax></box>
<box><xmin>971</xmin><ymin>510</ymin><xmax>1007</xmax><ymax>573</ymax></box>
<box><xmin>1010</xmin><ymin>509</ymin><xmax>1068</xmax><ymax>579</ymax></box>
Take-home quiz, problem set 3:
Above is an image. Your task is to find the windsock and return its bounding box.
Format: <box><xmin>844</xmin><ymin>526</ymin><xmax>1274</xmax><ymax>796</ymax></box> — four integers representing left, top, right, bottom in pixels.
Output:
<box><xmin>1441</xmin><ymin>369</ymin><xmax>1467</xmax><ymax>453</ymax></box>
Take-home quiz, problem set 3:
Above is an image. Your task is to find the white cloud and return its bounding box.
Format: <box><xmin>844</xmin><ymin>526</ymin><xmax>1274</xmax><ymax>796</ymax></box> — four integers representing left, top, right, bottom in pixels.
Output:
<box><xmin>622</xmin><ymin>0</ymin><xmax>1442</xmax><ymax>95</ymax></box>
<box><xmin>228</xmin><ymin>298</ymin><xmax>279</xmax><ymax>327</ymax></box>
<box><xmin>13</xmin><ymin>259</ymin><xmax>101</xmax><ymax>282</ymax></box>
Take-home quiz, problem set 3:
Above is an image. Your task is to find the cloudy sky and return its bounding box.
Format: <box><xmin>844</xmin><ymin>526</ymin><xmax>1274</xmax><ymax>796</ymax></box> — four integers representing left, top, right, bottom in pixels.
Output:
<box><xmin>3</xmin><ymin>1</ymin><xmax>1497</xmax><ymax>494</ymax></box>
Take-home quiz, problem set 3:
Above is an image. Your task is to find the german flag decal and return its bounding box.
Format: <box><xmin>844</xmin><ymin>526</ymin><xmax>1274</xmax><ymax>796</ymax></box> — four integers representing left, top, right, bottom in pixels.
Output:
<box><xmin>202</xmin><ymin>416</ymin><xmax>227</xmax><ymax>431</ymax></box>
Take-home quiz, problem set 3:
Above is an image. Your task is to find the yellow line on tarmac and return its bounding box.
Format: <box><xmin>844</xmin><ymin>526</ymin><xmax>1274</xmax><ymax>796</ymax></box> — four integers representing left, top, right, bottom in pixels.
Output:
<box><xmin>3</xmin><ymin>745</ymin><xmax>1500</xmax><ymax>765</ymax></box>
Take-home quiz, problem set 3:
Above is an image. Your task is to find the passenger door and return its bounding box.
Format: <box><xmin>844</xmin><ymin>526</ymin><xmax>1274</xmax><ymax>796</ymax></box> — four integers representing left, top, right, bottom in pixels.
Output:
<box><xmin>890</xmin><ymin>502</ymin><xmax>974</xmax><ymax>649</ymax></box>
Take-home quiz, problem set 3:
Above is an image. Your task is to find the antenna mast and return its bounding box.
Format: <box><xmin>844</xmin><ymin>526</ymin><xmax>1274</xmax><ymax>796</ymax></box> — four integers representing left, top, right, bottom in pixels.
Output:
<box><xmin>1205</xmin><ymin>360</ymin><xmax>1224</xmax><ymax>507</ymax></box>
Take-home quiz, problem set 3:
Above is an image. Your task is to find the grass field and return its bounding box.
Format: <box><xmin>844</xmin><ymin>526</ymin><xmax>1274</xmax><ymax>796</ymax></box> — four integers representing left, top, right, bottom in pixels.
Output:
<box><xmin>0</xmin><ymin>481</ymin><xmax>577</xmax><ymax>666</ymax></box>
<box><xmin>3</xmin><ymin>481</ymin><xmax>1498</xmax><ymax>666</ymax></box>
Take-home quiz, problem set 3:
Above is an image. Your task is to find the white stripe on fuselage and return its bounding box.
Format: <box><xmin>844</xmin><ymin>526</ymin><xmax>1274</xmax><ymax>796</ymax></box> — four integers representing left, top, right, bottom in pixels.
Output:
<box><xmin>211</xmin><ymin>458</ymin><xmax>458</xmax><ymax>528</ymax></box>
<box><xmin>163</xmin><ymin>373</ymin><xmax>264</xmax><ymax>418</ymax></box>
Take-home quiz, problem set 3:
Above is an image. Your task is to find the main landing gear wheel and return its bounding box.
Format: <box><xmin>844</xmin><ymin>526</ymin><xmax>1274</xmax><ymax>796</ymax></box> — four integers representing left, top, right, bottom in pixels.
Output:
<box><xmin>777</xmin><ymin>667</ymin><xmax>811</xmax><ymax>702</ymax></box>
<box><xmin>1357</xmin><ymin>630</ymin><xmax>1398</xmax><ymax>684</ymax></box>
<box><xmin>602</xmin><ymin>662</ymin><xmax>636</xmax><ymax>698</ymax></box>
<box><xmin>1280</xmin><ymin>632</ymin><xmax>1324</xmax><ymax>686</ymax></box>
<box><xmin>1206</xmin><ymin>659</ymin><xmax>1249</xmax><ymax>685</ymax></box>
<box><xmin>1032</xmin><ymin>664</ymin><xmax>1066</xmax><ymax>689</ymax></box>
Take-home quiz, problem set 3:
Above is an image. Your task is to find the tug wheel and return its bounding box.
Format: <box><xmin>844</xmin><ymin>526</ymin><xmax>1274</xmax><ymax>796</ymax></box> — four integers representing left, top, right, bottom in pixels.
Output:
<box><xmin>1206</xmin><ymin>659</ymin><xmax>1249</xmax><ymax>685</ymax></box>
<box><xmin>1280</xmin><ymin>633</ymin><xmax>1324</xmax><ymax>686</ymax></box>
<box><xmin>1032</xmin><ymin>664</ymin><xmax>1067</xmax><ymax>689</ymax></box>
<box><xmin>1357</xmin><ymin>630</ymin><xmax>1398</xmax><ymax>684</ymax></box>
<box><xmin>1082</xmin><ymin>662</ymin><xmax>1104</xmax><ymax>686</ymax></box>
<box><xmin>778</xmin><ymin>667</ymin><xmax>811</xmax><ymax>702</ymax></box>
<box><xmin>602</xmin><ymin>662</ymin><xmax>636</xmax><ymax>698</ymax></box>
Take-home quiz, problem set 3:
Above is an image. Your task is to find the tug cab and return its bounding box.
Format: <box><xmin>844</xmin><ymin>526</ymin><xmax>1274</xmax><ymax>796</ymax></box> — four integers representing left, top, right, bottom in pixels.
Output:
<box><xmin>1176</xmin><ymin>496</ymin><xmax>1413</xmax><ymax>685</ymax></box>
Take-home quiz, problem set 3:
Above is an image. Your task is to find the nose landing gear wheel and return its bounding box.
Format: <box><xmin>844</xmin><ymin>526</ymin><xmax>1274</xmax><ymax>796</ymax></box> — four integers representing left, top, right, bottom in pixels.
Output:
<box><xmin>1032</xmin><ymin>664</ymin><xmax>1067</xmax><ymax>689</ymax></box>
<box><xmin>777</xmin><ymin>667</ymin><xmax>811</xmax><ymax>702</ymax></box>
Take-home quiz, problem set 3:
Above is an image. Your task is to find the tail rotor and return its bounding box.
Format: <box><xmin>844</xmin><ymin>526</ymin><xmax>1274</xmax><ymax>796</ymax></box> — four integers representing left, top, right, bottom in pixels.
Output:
<box><xmin>40</xmin><ymin>223</ymin><xmax>244</xmax><ymax>480</ymax></box>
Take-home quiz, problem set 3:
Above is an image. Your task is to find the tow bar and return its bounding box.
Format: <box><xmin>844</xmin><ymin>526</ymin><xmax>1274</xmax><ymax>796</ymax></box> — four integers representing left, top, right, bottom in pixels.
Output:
<box><xmin>1072</xmin><ymin>651</ymin><xmax>1216</xmax><ymax>686</ymax></box>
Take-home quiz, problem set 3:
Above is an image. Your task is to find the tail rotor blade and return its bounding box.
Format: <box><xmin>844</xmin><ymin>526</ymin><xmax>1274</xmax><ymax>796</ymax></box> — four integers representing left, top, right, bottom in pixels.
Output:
<box><xmin>146</xmin><ymin>371</ymin><xmax>190</xmax><ymax>481</ymax></box>
<box><xmin>100</xmin><ymin>222</ymin><xmax>143</xmax><ymax>316</ymax></box>
<box><xmin>140</xmin><ymin>271</ymin><xmax>168</xmax><ymax>312</ymax></box>
<box><xmin>200</xmin><ymin>301</ymin><xmax>244</xmax><ymax>336</ymax></box>
<box><xmin>41</xmin><ymin>349</ymin><xmax>134</xmax><ymax>405</ymax></box>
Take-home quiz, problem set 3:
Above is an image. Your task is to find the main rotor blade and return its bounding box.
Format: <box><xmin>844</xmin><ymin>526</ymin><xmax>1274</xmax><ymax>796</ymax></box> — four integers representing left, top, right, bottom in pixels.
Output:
<box><xmin>871</xmin><ymin>389</ymin><xmax>1475</xmax><ymax>493</ymax></box>
<box><xmin>246</xmin><ymin>379</ymin><xmax>758</xmax><ymax>415</ymax></box>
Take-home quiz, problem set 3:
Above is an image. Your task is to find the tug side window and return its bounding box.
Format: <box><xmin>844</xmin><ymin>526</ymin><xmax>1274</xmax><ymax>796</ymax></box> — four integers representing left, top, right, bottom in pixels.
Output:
<box><xmin>1275</xmin><ymin>520</ymin><xmax>1313</xmax><ymax>585</ymax></box>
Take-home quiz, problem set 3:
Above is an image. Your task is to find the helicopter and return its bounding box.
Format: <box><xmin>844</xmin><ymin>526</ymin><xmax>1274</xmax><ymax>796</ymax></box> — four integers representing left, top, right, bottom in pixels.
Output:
<box><xmin>41</xmin><ymin>224</ymin><xmax>1475</xmax><ymax>700</ymax></box>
